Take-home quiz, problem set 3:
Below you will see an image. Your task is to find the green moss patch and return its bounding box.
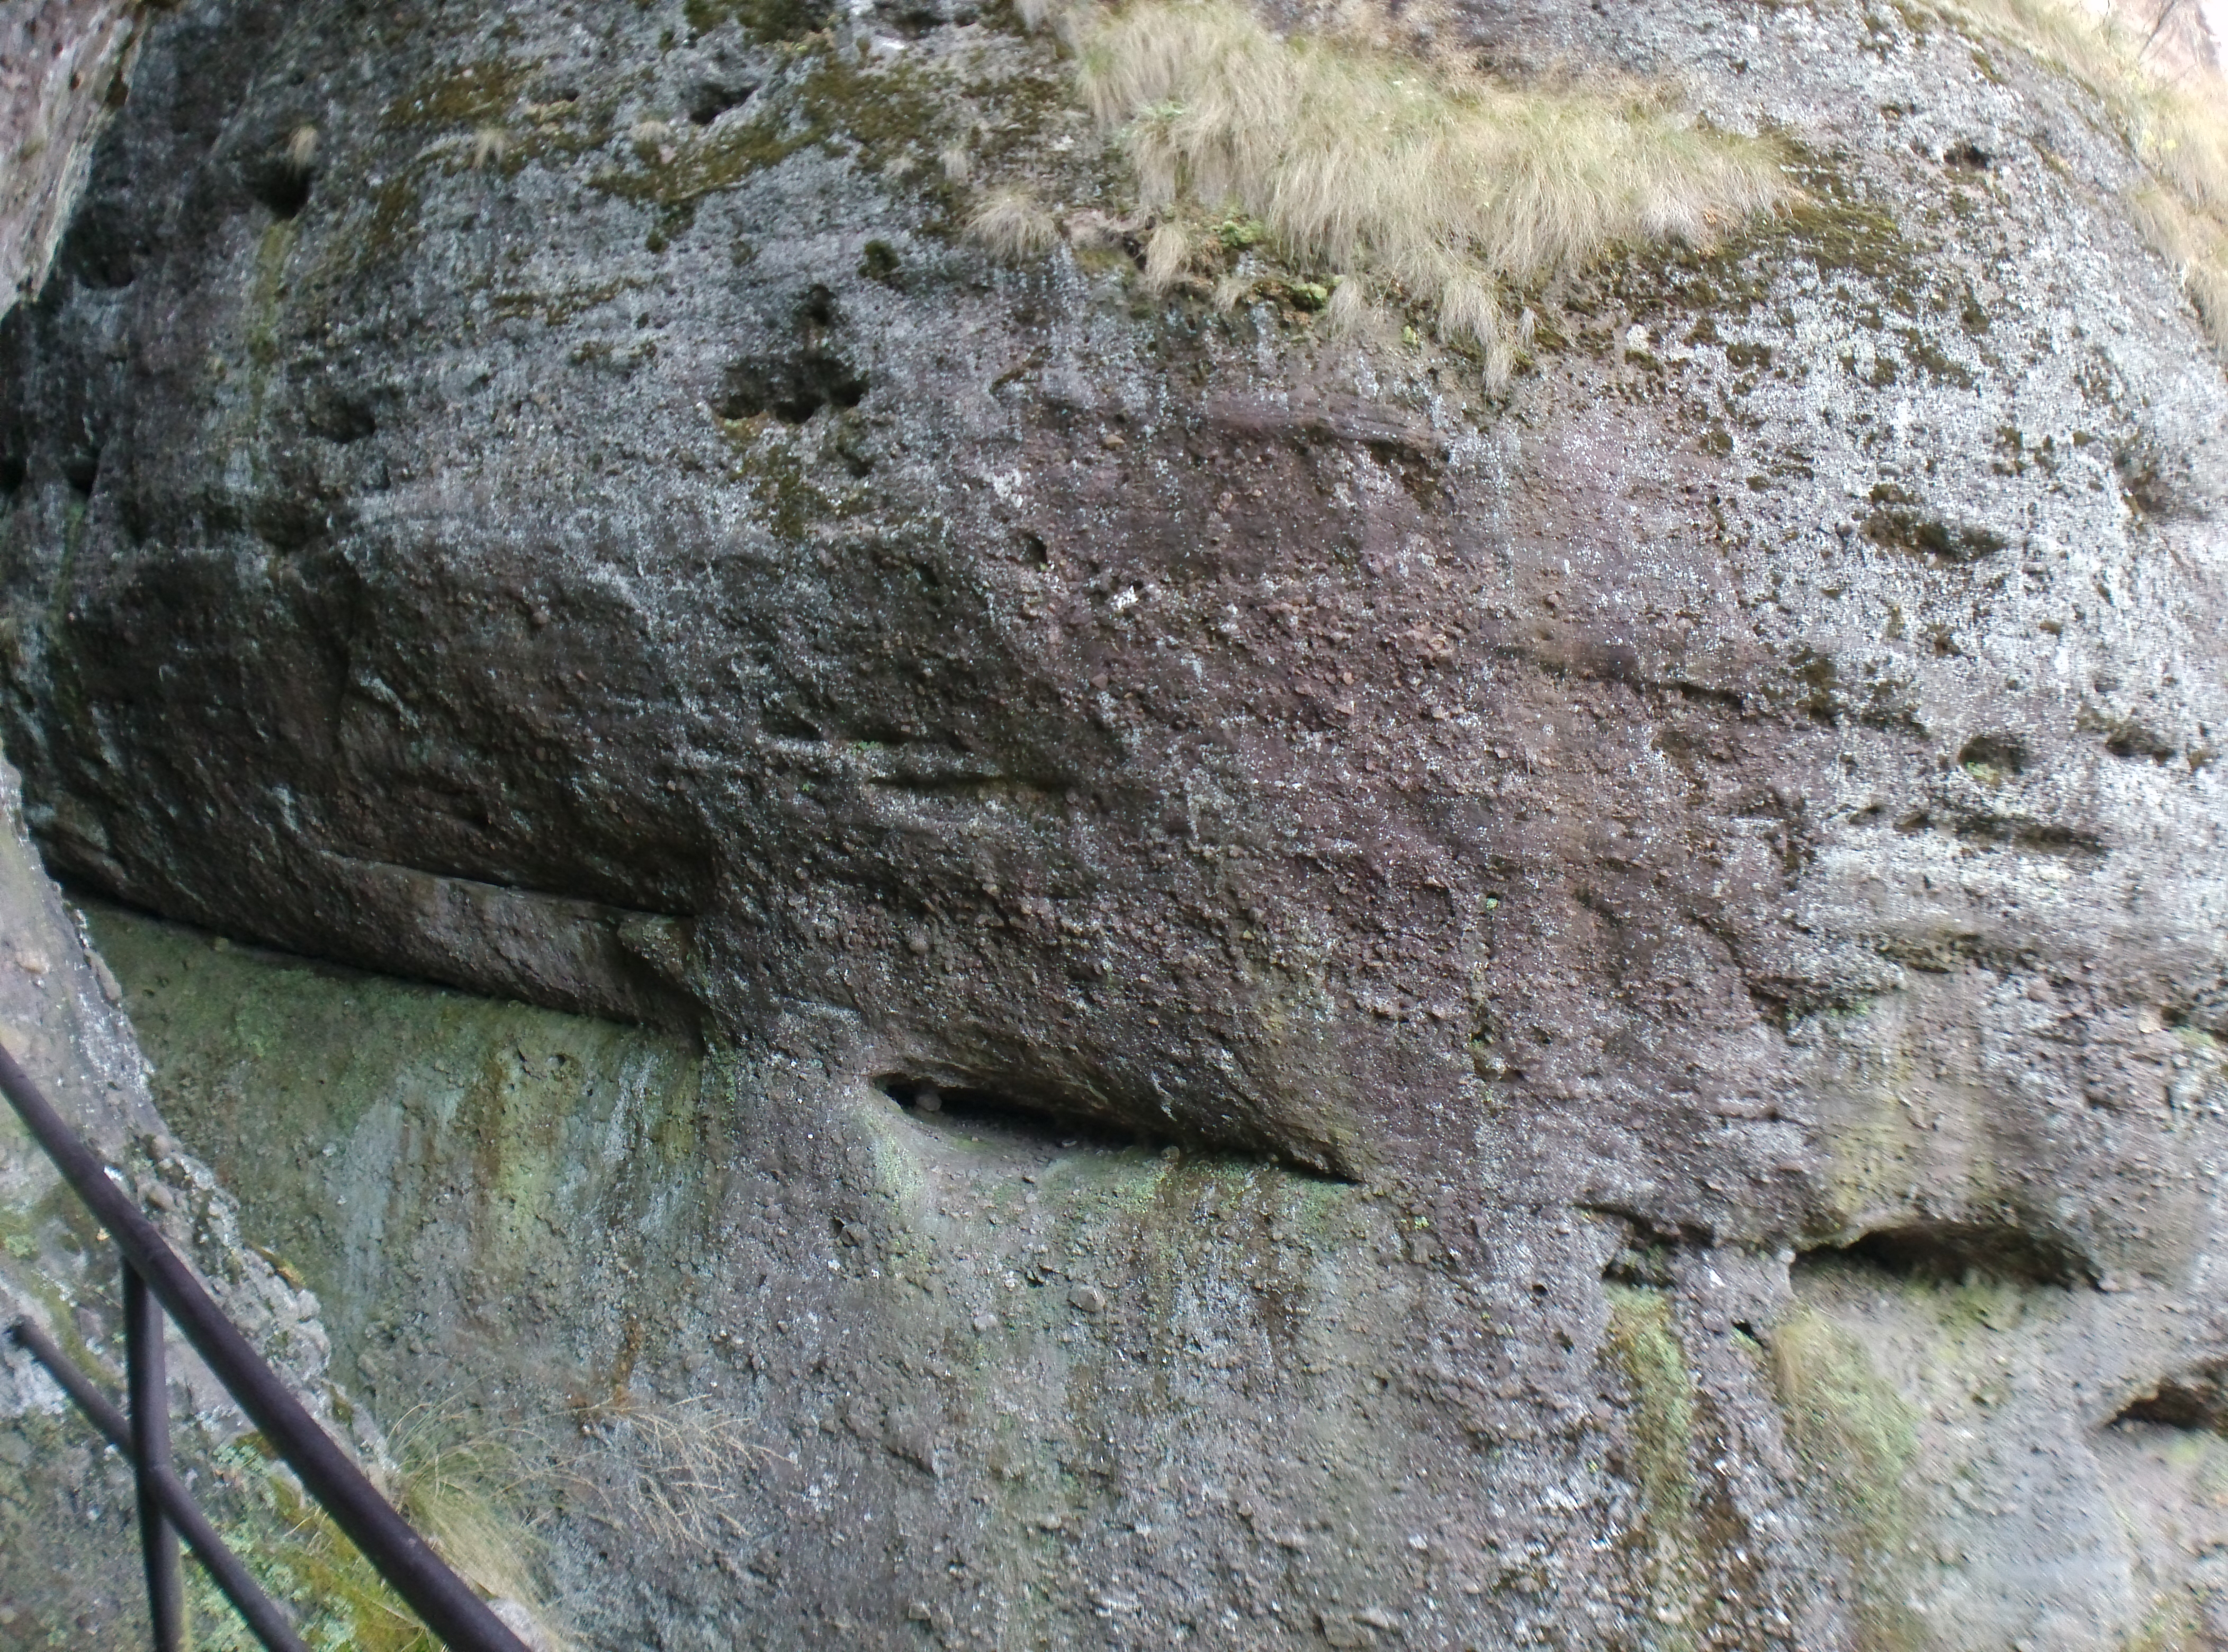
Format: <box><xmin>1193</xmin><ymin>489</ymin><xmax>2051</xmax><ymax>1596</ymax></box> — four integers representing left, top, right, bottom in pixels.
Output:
<box><xmin>590</xmin><ymin>49</ymin><xmax>954</xmax><ymax>210</ymax></box>
<box><xmin>1604</xmin><ymin>1285</ymin><xmax>1702</xmax><ymax>1647</ymax></box>
<box><xmin>1769</xmin><ymin>1305</ymin><xmax>1922</xmax><ymax>1652</ymax></box>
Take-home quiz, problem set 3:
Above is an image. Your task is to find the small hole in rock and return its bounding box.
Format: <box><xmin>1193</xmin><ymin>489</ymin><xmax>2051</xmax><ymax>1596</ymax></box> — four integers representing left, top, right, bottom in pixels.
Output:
<box><xmin>1957</xmin><ymin>733</ymin><xmax>2028</xmax><ymax>776</ymax></box>
<box><xmin>716</xmin><ymin>353</ymin><xmax>866</xmax><ymax>424</ymax></box>
<box><xmin>715</xmin><ymin>286</ymin><xmax>867</xmax><ymax>423</ymax></box>
<box><xmin>686</xmin><ymin>77</ymin><xmax>758</xmax><ymax>124</ymax></box>
<box><xmin>2103</xmin><ymin>719</ymin><xmax>2176</xmax><ymax>762</ymax></box>
<box><xmin>1602</xmin><ymin>1242</ymin><xmax>1674</xmax><ymax>1289</ymax></box>
<box><xmin>246</xmin><ymin>155</ymin><xmax>313</xmax><ymax>219</ymax></box>
<box><xmin>306</xmin><ymin>392</ymin><xmax>377</xmax><ymax>445</ymax></box>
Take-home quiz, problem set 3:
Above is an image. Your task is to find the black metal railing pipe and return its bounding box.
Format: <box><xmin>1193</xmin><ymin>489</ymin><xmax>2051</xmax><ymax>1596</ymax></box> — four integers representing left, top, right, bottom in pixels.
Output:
<box><xmin>6</xmin><ymin>1315</ymin><xmax>310</xmax><ymax>1652</ymax></box>
<box><xmin>0</xmin><ymin>1047</ymin><xmax>531</xmax><ymax>1652</ymax></box>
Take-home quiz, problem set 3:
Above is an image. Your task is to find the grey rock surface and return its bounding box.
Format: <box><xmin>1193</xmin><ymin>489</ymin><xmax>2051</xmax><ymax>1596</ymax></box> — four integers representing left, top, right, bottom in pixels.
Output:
<box><xmin>4</xmin><ymin>0</ymin><xmax>2228</xmax><ymax>1645</ymax></box>
<box><xmin>0</xmin><ymin>0</ymin><xmax>150</xmax><ymax>318</ymax></box>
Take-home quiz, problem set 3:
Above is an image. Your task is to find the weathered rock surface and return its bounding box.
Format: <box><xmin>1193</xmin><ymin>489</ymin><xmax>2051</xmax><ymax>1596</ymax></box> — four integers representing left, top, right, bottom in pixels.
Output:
<box><xmin>5</xmin><ymin>0</ymin><xmax>2228</xmax><ymax>1645</ymax></box>
<box><xmin>0</xmin><ymin>0</ymin><xmax>150</xmax><ymax>316</ymax></box>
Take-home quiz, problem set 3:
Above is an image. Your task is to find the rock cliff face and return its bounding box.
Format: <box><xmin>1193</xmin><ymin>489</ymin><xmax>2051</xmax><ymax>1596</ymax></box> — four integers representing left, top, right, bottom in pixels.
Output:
<box><xmin>4</xmin><ymin>0</ymin><xmax>2228</xmax><ymax>1645</ymax></box>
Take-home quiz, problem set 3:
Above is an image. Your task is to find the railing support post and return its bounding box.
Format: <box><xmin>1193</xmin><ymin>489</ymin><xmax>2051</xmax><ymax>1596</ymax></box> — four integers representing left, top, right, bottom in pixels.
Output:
<box><xmin>124</xmin><ymin>1259</ymin><xmax>183</xmax><ymax>1652</ymax></box>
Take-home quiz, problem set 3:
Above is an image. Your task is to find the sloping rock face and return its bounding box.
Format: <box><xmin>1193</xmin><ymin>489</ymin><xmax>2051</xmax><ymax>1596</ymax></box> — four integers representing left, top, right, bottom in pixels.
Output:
<box><xmin>4</xmin><ymin>0</ymin><xmax>2228</xmax><ymax>1645</ymax></box>
<box><xmin>0</xmin><ymin>0</ymin><xmax>150</xmax><ymax>316</ymax></box>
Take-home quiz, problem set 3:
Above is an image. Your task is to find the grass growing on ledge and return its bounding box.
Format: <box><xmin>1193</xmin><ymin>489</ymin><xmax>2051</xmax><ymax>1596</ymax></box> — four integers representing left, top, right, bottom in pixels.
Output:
<box><xmin>998</xmin><ymin>0</ymin><xmax>1787</xmax><ymax>383</ymax></box>
<box><xmin>190</xmin><ymin>1410</ymin><xmax>563</xmax><ymax>1652</ymax></box>
<box><xmin>1950</xmin><ymin>0</ymin><xmax>2228</xmax><ymax>352</ymax></box>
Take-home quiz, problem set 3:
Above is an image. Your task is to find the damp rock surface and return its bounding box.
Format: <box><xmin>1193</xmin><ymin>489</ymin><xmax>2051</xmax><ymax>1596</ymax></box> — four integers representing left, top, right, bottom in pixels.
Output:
<box><xmin>3</xmin><ymin>0</ymin><xmax>2228</xmax><ymax>1645</ymax></box>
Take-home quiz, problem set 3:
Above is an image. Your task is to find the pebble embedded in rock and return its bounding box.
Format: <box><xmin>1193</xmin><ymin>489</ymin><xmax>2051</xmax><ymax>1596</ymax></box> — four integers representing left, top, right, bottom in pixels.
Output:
<box><xmin>1068</xmin><ymin>1285</ymin><xmax>1107</xmax><ymax>1314</ymax></box>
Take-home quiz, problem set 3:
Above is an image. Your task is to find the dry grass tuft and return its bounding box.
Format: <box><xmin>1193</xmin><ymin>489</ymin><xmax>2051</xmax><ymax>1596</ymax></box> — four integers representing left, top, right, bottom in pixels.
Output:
<box><xmin>1143</xmin><ymin>218</ymin><xmax>1193</xmax><ymax>288</ymax></box>
<box><xmin>969</xmin><ymin>185</ymin><xmax>1063</xmax><ymax>257</ymax></box>
<box><xmin>627</xmin><ymin>119</ymin><xmax>677</xmax><ymax>166</ymax></box>
<box><xmin>384</xmin><ymin>1407</ymin><xmax>550</xmax><ymax>1617</ymax></box>
<box><xmin>1951</xmin><ymin>0</ymin><xmax>2228</xmax><ymax>351</ymax></box>
<box><xmin>1323</xmin><ymin>271</ymin><xmax>1371</xmax><ymax>333</ymax></box>
<box><xmin>555</xmin><ymin>1395</ymin><xmax>790</xmax><ymax>1551</ymax></box>
<box><xmin>1034</xmin><ymin>0</ymin><xmax>1786</xmax><ymax>381</ymax></box>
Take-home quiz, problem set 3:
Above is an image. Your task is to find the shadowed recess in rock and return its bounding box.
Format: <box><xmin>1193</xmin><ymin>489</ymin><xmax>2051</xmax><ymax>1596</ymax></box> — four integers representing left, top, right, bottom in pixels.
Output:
<box><xmin>878</xmin><ymin>1073</ymin><xmax>1171</xmax><ymax>1156</ymax></box>
<box><xmin>1799</xmin><ymin>1220</ymin><xmax>2096</xmax><ymax>1289</ymax></box>
<box><xmin>2112</xmin><ymin>1365</ymin><xmax>2228</xmax><ymax>1432</ymax></box>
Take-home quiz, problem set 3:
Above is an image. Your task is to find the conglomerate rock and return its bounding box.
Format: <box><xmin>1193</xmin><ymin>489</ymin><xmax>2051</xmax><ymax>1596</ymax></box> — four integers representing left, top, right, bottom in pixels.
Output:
<box><xmin>3</xmin><ymin>0</ymin><xmax>2228</xmax><ymax>1645</ymax></box>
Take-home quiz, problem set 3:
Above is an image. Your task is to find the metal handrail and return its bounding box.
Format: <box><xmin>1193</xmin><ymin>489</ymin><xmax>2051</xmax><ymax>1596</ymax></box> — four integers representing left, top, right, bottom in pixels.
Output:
<box><xmin>5</xmin><ymin>1315</ymin><xmax>309</xmax><ymax>1651</ymax></box>
<box><xmin>0</xmin><ymin>1047</ymin><xmax>530</xmax><ymax>1652</ymax></box>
